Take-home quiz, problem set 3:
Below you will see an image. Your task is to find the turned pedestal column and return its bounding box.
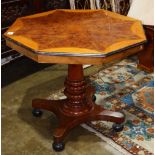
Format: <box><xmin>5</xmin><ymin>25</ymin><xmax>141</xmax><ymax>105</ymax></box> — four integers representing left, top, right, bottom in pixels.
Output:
<box><xmin>32</xmin><ymin>64</ymin><xmax>125</xmax><ymax>151</ymax></box>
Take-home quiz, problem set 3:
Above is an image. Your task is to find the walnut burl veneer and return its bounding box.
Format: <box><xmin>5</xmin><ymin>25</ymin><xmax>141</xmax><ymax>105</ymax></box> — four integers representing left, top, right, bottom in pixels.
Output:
<box><xmin>4</xmin><ymin>10</ymin><xmax>146</xmax><ymax>151</ymax></box>
<box><xmin>4</xmin><ymin>9</ymin><xmax>146</xmax><ymax>64</ymax></box>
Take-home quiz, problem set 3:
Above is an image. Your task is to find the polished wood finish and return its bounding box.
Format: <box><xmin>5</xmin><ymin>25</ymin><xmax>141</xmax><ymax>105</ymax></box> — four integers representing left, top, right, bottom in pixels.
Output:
<box><xmin>6</xmin><ymin>39</ymin><xmax>143</xmax><ymax>64</ymax></box>
<box><xmin>4</xmin><ymin>9</ymin><xmax>147</xmax><ymax>151</ymax></box>
<box><xmin>2</xmin><ymin>0</ymin><xmax>70</xmax><ymax>66</ymax></box>
<box><xmin>32</xmin><ymin>64</ymin><xmax>125</xmax><ymax>144</ymax></box>
<box><xmin>138</xmin><ymin>25</ymin><xmax>154</xmax><ymax>72</ymax></box>
<box><xmin>4</xmin><ymin>9</ymin><xmax>146</xmax><ymax>59</ymax></box>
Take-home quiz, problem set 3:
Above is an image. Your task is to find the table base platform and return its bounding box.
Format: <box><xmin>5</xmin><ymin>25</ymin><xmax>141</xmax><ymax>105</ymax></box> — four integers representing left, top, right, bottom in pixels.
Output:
<box><xmin>32</xmin><ymin>64</ymin><xmax>125</xmax><ymax>151</ymax></box>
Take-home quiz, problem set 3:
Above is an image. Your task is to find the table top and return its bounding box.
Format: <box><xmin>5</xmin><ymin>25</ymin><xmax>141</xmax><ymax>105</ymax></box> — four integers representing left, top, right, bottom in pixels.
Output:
<box><xmin>4</xmin><ymin>9</ymin><xmax>146</xmax><ymax>64</ymax></box>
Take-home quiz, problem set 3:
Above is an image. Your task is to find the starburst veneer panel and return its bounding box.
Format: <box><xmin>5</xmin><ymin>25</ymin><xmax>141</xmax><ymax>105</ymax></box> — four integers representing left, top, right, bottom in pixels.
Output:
<box><xmin>4</xmin><ymin>9</ymin><xmax>146</xmax><ymax>64</ymax></box>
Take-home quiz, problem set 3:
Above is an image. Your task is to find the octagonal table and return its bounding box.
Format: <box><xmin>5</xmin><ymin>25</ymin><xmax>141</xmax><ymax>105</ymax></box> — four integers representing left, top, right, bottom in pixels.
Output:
<box><xmin>4</xmin><ymin>9</ymin><xmax>146</xmax><ymax>151</ymax></box>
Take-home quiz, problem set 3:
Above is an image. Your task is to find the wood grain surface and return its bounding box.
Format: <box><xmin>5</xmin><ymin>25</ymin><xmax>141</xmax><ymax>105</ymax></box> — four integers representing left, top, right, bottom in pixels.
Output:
<box><xmin>4</xmin><ymin>9</ymin><xmax>146</xmax><ymax>59</ymax></box>
<box><xmin>6</xmin><ymin>39</ymin><xmax>143</xmax><ymax>64</ymax></box>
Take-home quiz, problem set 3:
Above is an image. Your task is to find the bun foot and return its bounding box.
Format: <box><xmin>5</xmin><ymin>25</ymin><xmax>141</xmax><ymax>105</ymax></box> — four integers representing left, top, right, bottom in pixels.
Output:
<box><xmin>112</xmin><ymin>123</ymin><xmax>124</xmax><ymax>132</ymax></box>
<box><xmin>32</xmin><ymin>109</ymin><xmax>43</xmax><ymax>117</ymax></box>
<box><xmin>52</xmin><ymin>142</ymin><xmax>65</xmax><ymax>152</ymax></box>
<box><xmin>92</xmin><ymin>94</ymin><xmax>96</xmax><ymax>102</ymax></box>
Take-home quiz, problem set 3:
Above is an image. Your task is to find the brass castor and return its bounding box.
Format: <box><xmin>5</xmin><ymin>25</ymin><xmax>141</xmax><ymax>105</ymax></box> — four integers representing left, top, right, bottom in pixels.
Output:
<box><xmin>52</xmin><ymin>142</ymin><xmax>65</xmax><ymax>152</ymax></box>
<box><xmin>32</xmin><ymin>109</ymin><xmax>43</xmax><ymax>117</ymax></box>
<box><xmin>112</xmin><ymin>123</ymin><xmax>124</xmax><ymax>132</ymax></box>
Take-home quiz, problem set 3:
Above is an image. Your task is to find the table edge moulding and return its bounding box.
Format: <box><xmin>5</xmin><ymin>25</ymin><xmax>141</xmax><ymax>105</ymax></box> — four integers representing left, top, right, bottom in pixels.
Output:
<box><xmin>4</xmin><ymin>9</ymin><xmax>147</xmax><ymax>152</ymax></box>
<box><xmin>4</xmin><ymin>9</ymin><xmax>146</xmax><ymax>62</ymax></box>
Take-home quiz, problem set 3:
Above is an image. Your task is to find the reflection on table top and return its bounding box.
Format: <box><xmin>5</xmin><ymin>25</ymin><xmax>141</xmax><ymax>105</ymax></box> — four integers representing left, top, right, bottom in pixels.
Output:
<box><xmin>4</xmin><ymin>9</ymin><xmax>146</xmax><ymax>64</ymax></box>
